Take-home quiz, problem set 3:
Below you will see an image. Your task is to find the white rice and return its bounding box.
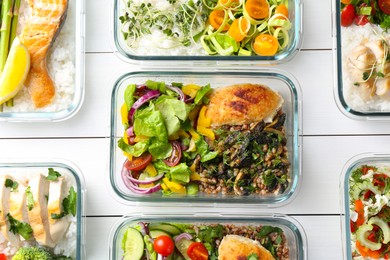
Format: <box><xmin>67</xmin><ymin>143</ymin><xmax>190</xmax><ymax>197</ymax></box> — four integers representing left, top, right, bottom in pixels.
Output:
<box><xmin>122</xmin><ymin>0</ymin><xmax>207</xmax><ymax>56</ymax></box>
<box><xmin>3</xmin><ymin>0</ymin><xmax>76</xmax><ymax>113</ymax></box>
<box><xmin>341</xmin><ymin>24</ymin><xmax>390</xmax><ymax>112</ymax></box>
<box><xmin>0</xmin><ymin>169</ymin><xmax>78</xmax><ymax>258</ymax></box>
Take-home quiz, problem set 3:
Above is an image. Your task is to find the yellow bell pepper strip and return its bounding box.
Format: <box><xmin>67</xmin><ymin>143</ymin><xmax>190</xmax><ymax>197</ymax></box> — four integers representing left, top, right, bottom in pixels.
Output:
<box><xmin>178</xmin><ymin>129</ymin><xmax>190</xmax><ymax>138</ymax></box>
<box><xmin>189</xmin><ymin>105</ymin><xmax>201</xmax><ymax>121</ymax></box>
<box><xmin>121</xmin><ymin>103</ymin><xmax>128</xmax><ymax>124</ymax></box>
<box><xmin>123</xmin><ymin>131</ymin><xmax>129</xmax><ymax>145</ymax></box>
<box><xmin>197</xmin><ymin>106</ymin><xmax>211</xmax><ymax>127</ymax></box>
<box><xmin>197</xmin><ymin>125</ymin><xmax>215</xmax><ymax>141</ymax></box>
<box><xmin>139</xmin><ymin>183</ymin><xmax>155</xmax><ymax>188</ymax></box>
<box><xmin>145</xmin><ymin>163</ymin><xmax>158</xmax><ymax>177</ymax></box>
<box><xmin>134</xmin><ymin>135</ymin><xmax>149</xmax><ymax>143</ymax></box>
<box><xmin>161</xmin><ymin>183</ymin><xmax>169</xmax><ymax>192</ymax></box>
<box><xmin>190</xmin><ymin>172</ymin><xmax>201</xmax><ymax>181</ymax></box>
<box><xmin>182</xmin><ymin>84</ymin><xmax>201</xmax><ymax>98</ymax></box>
<box><xmin>124</xmin><ymin>152</ymin><xmax>133</xmax><ymax>161</ymax></box>
<box><xmin>189</xmin><ymin>129</ymin><xmax>200</xmax><ymax>141</ymax></box>
<box><xmin>186</xmin><ymin>138</ymin><xmax>196</xmax><ymax>152</ymax></box>
<box><xmin>163</xmin><ymin>178</ymin><xmax>187</xmax><ymax>194</ymax></box>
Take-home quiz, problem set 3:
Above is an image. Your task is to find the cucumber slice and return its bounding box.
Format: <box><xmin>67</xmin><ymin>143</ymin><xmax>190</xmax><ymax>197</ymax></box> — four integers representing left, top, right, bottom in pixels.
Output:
<box><xmin>122</xmin><ymin>227</ymin><xmax>144</xmax><ymax>260</ymax></box>
<box><xmin>149</xmin><ymin>223</ymin><xmax>181</xmax><ymax>236</ymax></box>
<box><xmin>150</xmin><ymin>229</ymin><xmax>171</xmax><ymax>238</ymax></box>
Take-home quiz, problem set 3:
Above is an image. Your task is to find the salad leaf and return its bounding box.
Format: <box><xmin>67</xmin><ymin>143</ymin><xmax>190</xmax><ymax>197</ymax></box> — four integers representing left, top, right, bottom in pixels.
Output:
<box><xmin>46</xmin><ymin>168</ymin><xmax>62</xmax><ymax>181</ymax></box>
<box><xmin>7</xmin><ymin>213</ymin><xmax>33</xmax><ymax>240</ymax></box>
<box><xmin>134</xmin><ymin>105</ymin><xmax>168</xmax><ymax>142</ymax></box>
<box><xmin>380</xmin><ymin>15</ymin><xmax>390</xmax><ymax>29</ymax></box>
<box><xmin>153</xmin><ymin>160</ymin><xmax>171</xmax><ymax>173</ymax></box>
<box><xmin>215</xmin><ymin>34</ymin><xmax>239</xmax><ymax>53</ymax></box>
<box><xmin>124</xmin><ymin>84</ymin><xmax>136</xmax><ymax>109</ymax></box>
<box><xmin>195</xmin><ymin>84</ymin><xmax>212</xmax><ymax>105</ymax></box>
<box><xmin>197</xmin><ymin>224</ymin><xmax>223</xmax><ymax>243</ymax></box>
<box><xmin>195</xmin><ymin>135</ymin><xmax>219</xmax><ymax>162</ymax></box>
<box><xmin>257</xmin><ymin>226</ymin><xmax>283</xmax><ymax>238</ymax></box>
<box><xmin>170</xmin><ymin>163</ymin><xmax>191</xmax><ymax>184</ymax></box>
<box><xmin>148</xmin><ymin>140</ymin><xmax>172</xmax><ymax>159</ymax></box>
<box><xmin>248</xmin><ymin>254</ymin><xmax>259</xmax><ymax>260</ymax></box>
<box><xmin>155</xmin><ymin>96</ymin><xmax>191</xmax><ymax>136</ymax></box>
<box><xmin>118</xmin><ymin>138</ymin><xmax>150</xmax><ymax>157</ymax></box>
<box><xmin>52</xmin><ymin>186</ymin><xmax>77</xmax><ymax>219</ymax></box>
<box><xmin>145</xmin><ymin>80</ymin><xmax>166</xmax><ymax>93</ymax></box>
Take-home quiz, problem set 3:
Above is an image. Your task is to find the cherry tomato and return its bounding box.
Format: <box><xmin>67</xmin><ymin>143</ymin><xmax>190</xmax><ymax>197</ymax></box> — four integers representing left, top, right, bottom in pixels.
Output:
<box><xmin>153</xmin><ymin>236</ymin><xmax>174</xmax><ymax>257</ymax></box>
<box><xmin>253</xmin><ymin>34</ymin><xmax>279</xmax><ymax>56</ymax></box>
<box><xmin>0</xmin><ymin>254</ymin><xmax>6</xmax><ymax>260</ymax></box>
<box><xmin>341</xmin><ymin>4</ymin><xmax>356</xmax><ymax>27</ymax></box>
<box><xmin>379</xmin><ymin>0</ymin><xmax>390</xmax><ymax>15</ymax></box>
<box><xmin>124</xmin><ymin>153</ymin><xmax>152</xmax><ymax>171</ymax></box>
<box><xmin>354</xmin><ymin>15</ymin><xmax>369</xmax><ymax>25</ymax></box>
<box><xmin>187</xmin><ymin>242</ymin><xmax>209</xmax><ymax>260</ymax></box>
<box><xmin>350</xmin><ymin>219</ymin><xmax>357</xmax><ymax>233</ymax></box>
<box><xmin>363</xmin><ymin>190</ymin><xmax>374</xmax><ymax>200</ymax></box>
<box><xmin>164</xmin><ymin>141</ymin><xmax>182</xmax><ymax>167</ymax></box>
<box><xmin>368</xmin><ymin>231</ymin><xmax>377</xmax><ymax>242</ymax></box>
<box><xmin>373</xmin><ymin>173</ymin><xmax>389</xmax><ymax>187</ymax></box>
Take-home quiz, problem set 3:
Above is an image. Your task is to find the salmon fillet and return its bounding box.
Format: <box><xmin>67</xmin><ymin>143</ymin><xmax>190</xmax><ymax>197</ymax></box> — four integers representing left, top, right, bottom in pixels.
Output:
<box><xmin>20</xmin><ymin>0</ymin><xmax>68</xmax><ymax>108</ymax></box>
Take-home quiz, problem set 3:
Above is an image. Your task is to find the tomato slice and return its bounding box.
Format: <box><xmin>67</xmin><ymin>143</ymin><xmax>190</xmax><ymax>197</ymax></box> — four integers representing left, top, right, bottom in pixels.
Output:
<box><xmin>354</xmin><ymin>15</ymin><xmax>369</xmax><ymax>26</ymax></box>
<box><xmin>187</xmin><ymin>242</ymin><xmax>209</xmax><ymax>260</ymax></box>
<box><xmin>341</xmin><ymin>4</ymin><xmax>356</xmax><ymax>27</ymax></box>
<box><xmin>124</xmin><ymin>153</ymin><xmax>152</xmax><ymax>171</ymax></box>
<box><xmin>164</xmin><ymin>141</ymin><xmax>182</xmax><ymax>167</ymax></box>
<box><xmin>379</xmin><ymin>0</ymin><xmax>390</xmax><ymax>15</ymax></box>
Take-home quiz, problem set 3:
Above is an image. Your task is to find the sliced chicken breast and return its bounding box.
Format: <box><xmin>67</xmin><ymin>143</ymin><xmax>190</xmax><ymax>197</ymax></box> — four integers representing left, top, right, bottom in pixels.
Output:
<box><xmin>9</xmin><ymin>182</ymin><xmax>29</xmax><ymax>224</ymax></box>
<box><xmin>27</xmin><ymin>174</ymin><xmax>55</xmax><ymax>247</ymax></box>
<box><xmin>0</xmin><ymin>176</ymin><xmax>21</xmax><ymax>246</ymax></box>
<box><xmin>376</xmin><ymin>78</ymin><xmax>390</xmax><ymax>100</ymax></box>
<box><xmin>47</xmin><ymin>177</ymin><xmax>70</xmax><ymax>243</ymax></box>
<box><xmin>347</xmin><ymin>45</ymin><xmax>376</xmax><ymax>83</ymax></box>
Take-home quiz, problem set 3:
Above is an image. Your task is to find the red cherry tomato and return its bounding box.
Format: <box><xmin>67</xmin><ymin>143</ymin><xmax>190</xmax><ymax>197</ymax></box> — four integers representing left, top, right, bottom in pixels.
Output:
<box><xmin>350</xmin><ymin>219</ymin><xmax>357</xmax><ymax>233</ymax></box>
<box><xmin>153</xmin><ymin>236</ymin><xmax>174</xmax><ymax>257</ymax></box>
<box><xmin>379</xmin><ymin>0</ymin><xmax>390</xmax><ymax>15</ymax></box>
<box><xmin>0</xmin><ymin>254</ymin><xmax>6</xmax><ymax>260</ymax></box>
<box><xmin>163</xmin><ymin>141</ymin><xmax>182</xmax><ymax>167</ymax></box>
<box><xmin>124</xmin><ymin>153</ymin><xmax>152</xmax><ymax>171</ymax></box>
<box><xmin>341</xmin><ymin>4</ymin><xmax>356</xmax><ymax>27</ymax></box>
<box><xmin>187</xmin><ymin>242</ymin><xmax>209</xmax><ymax>260</ymax></box>
<box><xmin>354</xmin><ymin>15</ymin><xmax>369</xmax><ymax>25</ymax></box>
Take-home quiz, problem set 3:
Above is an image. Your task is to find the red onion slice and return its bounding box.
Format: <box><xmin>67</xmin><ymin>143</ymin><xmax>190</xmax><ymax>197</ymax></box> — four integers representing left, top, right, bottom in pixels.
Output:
<box><xmin>128</xmin><ymin>90</ymin><xmax>161</xmax><ymax>123</ymax></box>
<box><xmin>138</xmin><ymin>221</ymin><xmax>150</xmax><ymax>236</ymax></box>
<box><xmin>167</xmin><ymin>86</ymin><xmax>185</xmax><ymax>102</ymax></box>
<box><xmin>124</xmin><ymin>169</ymin><xmax>164</xmax><ymax>185</ymax></box>
<box><xmin>174</xmin><ymin>233</ymin><xmax>193</xmax><ymax>242</ymax></box>
<box><xmin>121</xmin><ymin>166</ymin><xmax>162</xmax><ymax>194</ymax></box>
<box><xmin>126</xmin><ymin>126</ymin><xmax>134</xmax><ymax>137</ymax></box>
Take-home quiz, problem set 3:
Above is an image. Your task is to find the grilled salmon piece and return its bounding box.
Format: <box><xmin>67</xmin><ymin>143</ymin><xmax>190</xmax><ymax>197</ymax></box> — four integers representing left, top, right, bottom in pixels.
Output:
<box><xmin>19</xmin><ymin>0</ymin><xmax>68</xmax><ymax>108</ymax></box>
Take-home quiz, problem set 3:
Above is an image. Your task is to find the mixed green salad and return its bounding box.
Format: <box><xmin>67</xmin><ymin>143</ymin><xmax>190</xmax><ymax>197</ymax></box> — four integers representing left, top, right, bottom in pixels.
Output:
<box><xmin>117</xmin><ymin>80</ymin><xmax>290</xmax><ymax>196</ymax></box>
<box><xmin>119</xmin><ymin>0</ymin><xmax>292</xmax><ymax>56</ymax></box>
<box><xmin>340</xmin><ymin>0</ymin><xmax>390</xmax><ymax>28</ymax></box>
<box><xmin>348</xmin><ymin>165</ymin><xmax>390</xmax><ymax>259</ymax></box>
<box><xmin>121</xmin><ymin>221</ymin><xmax>288</xmax><ymax>260</ymax></box>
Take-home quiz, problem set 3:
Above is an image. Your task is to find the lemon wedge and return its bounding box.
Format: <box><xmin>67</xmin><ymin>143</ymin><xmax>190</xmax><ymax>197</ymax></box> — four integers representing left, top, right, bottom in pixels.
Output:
<box><xmin>0</xmin><ymin>37</ymin><xmax>30</xmax><ymax>105</ymax></box>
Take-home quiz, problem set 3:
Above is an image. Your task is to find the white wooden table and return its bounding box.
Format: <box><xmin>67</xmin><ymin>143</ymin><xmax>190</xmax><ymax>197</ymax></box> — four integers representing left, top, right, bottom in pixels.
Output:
<box><xmin>2</xmin><ymin>0</ymin><xmax>388</xmax><ymax>259</ymax></box>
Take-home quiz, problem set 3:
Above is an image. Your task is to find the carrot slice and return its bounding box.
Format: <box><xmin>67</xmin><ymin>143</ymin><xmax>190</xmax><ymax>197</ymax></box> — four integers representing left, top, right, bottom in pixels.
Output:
<box><xmin>245</xmin><ymin>0</ymin><xmax>269</xmax><ymax>20</ymax></box>
<box><xmin>219</xmin><ymin>0</ymin><xmax>239</xmax><ymax>8</ymax></box>
<box><xmin>228</xmin><ymin>17</ymin><xmax>250</xmax><ymax>42</ymax></box>
<box><xmin>356</xmin><ymin>241</ymin><xmax>382</xmax><ymax>258</ymax></box>
<box><xmin>275</xmin><ymin>4</ymin><xmax>289</xmax><ymax>19</ymax></box>
<box><xmin>209</xmin><ymin>9</ymin><xmax>229</xmax><ymax>31</ymax></box>
<box><xmin>253</xmin><ymin>34</ymin><xmax>278</xmax><ymax>56</ymax></box>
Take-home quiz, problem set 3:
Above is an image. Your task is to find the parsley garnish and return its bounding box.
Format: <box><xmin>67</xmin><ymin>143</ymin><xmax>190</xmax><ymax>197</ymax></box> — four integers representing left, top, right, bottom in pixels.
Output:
<box><xmin>46</xmin><ymin>168</ymin><xmax>62</xmax><ymax>181</ymax></box>
<box><xmin>26</xmin><ymin>186</ymin><xmax>34</xmax><ymax>211</ymax></box>
<box><xmin>51</xmin><ymin>187</ymin><xmax>77</xmax><ymax>220</ymax></box>
<box><xmin>7</xmin><ymin>213</ymin><xmax>33</xmax><ymax>240</ymax></box>
<box><xmin>5</xmin><ymin>179</ymin><xmax>18</xmax><ymax>191</ymax></box>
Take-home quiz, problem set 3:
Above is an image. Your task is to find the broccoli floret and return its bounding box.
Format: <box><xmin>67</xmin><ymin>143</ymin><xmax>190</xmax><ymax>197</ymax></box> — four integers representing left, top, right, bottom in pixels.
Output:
<box><xmin>12</xmin><ymin>247</ymin><xmax>53</xmax><ymax>260</ymax></box>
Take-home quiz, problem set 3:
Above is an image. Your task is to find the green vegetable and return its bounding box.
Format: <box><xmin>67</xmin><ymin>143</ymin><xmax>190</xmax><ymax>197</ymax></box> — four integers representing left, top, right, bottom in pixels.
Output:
<box><xmin>148</xmin><ymin>140</ymin><xmax>172</xmax><ymax>159</ymax></box>
<box><xmin>247</xmin><ymin>253</ymin><xmax>259</xmax><ymax>260</ymax></box>
<box><xmin>145</xmin><ymin>80</ymin><xmax>166</xmax><ymax>93</ymax></box>
<box><xmin>155</xmin><ymin>96</ymin><xmax>191</xmax><ymax>136</ymax></box>
<box><xmin>5</xmin><ymin>178</ymin><xmax>18</xmax><ymax>191</ymax></box>
<box><xmin>175</xmin><ymin>238</ymin><xmax>192</xmax><ymax>260</ymax></box>
<box><xmin>194</xmin><ymin>84</ymin><xmax>211</xmax><ymax>105</ymax></box>
<box><xmin>356</xmin><ymin>223</ymin><xmax>381</xmax><ymax>251</ymax></box>
<box><xmin>197</xmin><ymin>224</ymin><xmax>223</xmax><ymax>244</ymax></box>
<box><xmin>170</xmin><ymin>163</ymin><xmax>191</xmax><ymax>184</ymax></box>
<box><xmin>122</xmin><ymin>228</ymin><xmax>144</xmax><ymax>260</ymax></box>
<box><xmin>134</xmin><ymin>104</ymin><xmax>168</xmax><ymax>142</ymax></box>
<box><xmin>118</xmin><ymin>138</ymin><xmax>150</xmax><ymax>157</ymax></box>
<box><xmin>144</xmin><ymin>235</ymin><xmax>157</xmax><ymax>260</ymax></box>
<box><xmin>124</xmin><ymin>84</ymin><xmax>136</xmax><ymax>110</ymax></box>
<box><xmin>46</xmin><ymin>168</ymin><xmax>61</xmax><ymax>181</ymax></box>
<box><xmin>7</xmin><ymin>213</ymin><xmax>33</xmax><ymax>240</ymax></box>
<box><xmin>186</xmin><ymin>182</ymin><xmax>199</xmax><ymax>195</ymax></box>
<box><xmin>51</xmin><ymin>187</ymin><xmax>77</xmax><ymax>219</ymax></box>
<box><xmin>194</xmin><ymin>135</ymin><xmax>218</xmax><ymax>162</ymax></box>
<box><xmin>12</xmin><ymin>247</ymin><xmax>52</xmax><ymax>260</ymax></box>
<box><xmin>25</xmin><ymin>186</ymin><xmax>34</xmax><ymax>211</ymax></box>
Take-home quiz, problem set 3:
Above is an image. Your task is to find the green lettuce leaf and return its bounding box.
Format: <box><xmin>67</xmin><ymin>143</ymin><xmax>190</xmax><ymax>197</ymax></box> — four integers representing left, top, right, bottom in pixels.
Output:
<box><xmin>148</xmin><ymin>140</ymin><xmax>172</xmax><ymax>159</ymax></box>
<box><xmin>124</xmin><ymin>84</ymin><xmax>136</xmax><ymax>109</ymax></box>
<box><xmin>118</xmin><ymin>138</ymin><xmax>150</xmax><ymax>157</ymax></box>
<box><xmin>133</xmin><ymin>105</ymin><xmax>168</xmax><ymax>142</ymax></box>
<box><xmin>195</xmin><ymin>84</ymin><xmax>212</xmax><ymax>105</ymax></box>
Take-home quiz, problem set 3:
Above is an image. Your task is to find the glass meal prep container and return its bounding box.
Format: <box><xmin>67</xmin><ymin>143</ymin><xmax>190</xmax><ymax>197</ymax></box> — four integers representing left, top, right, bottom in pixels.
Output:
<box><xmin>109</xmin><ymin>70</ymin><xmax>302</xmax><ymax>206</ymax></box>
<box><xmin>0</xmin><ymin>158</ymin><xmax>86</xmax><ymax>259</ymax></box>
<box><xmin>112</xmin><ymin>0</ymin><xmax>303</xmax><ymax>65</ymax></box>
<box><xmin>334</xmin><ymin>0</ymin><xmax>390</xmax><ymax>120</ymax></box>
<box><xmin>109</xmin><ymin>213</ymin><xmax>307</xmax><ymax>260</ymax></box>
<box><xmin>340</xmin><ymin>153</ymin><xmax>390</xmax><ymax>260</ymax></box>
<box><xmin>0</xmin><ymin>0</ymin><xmax>85</xmax><ymax>122</ymax></box>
